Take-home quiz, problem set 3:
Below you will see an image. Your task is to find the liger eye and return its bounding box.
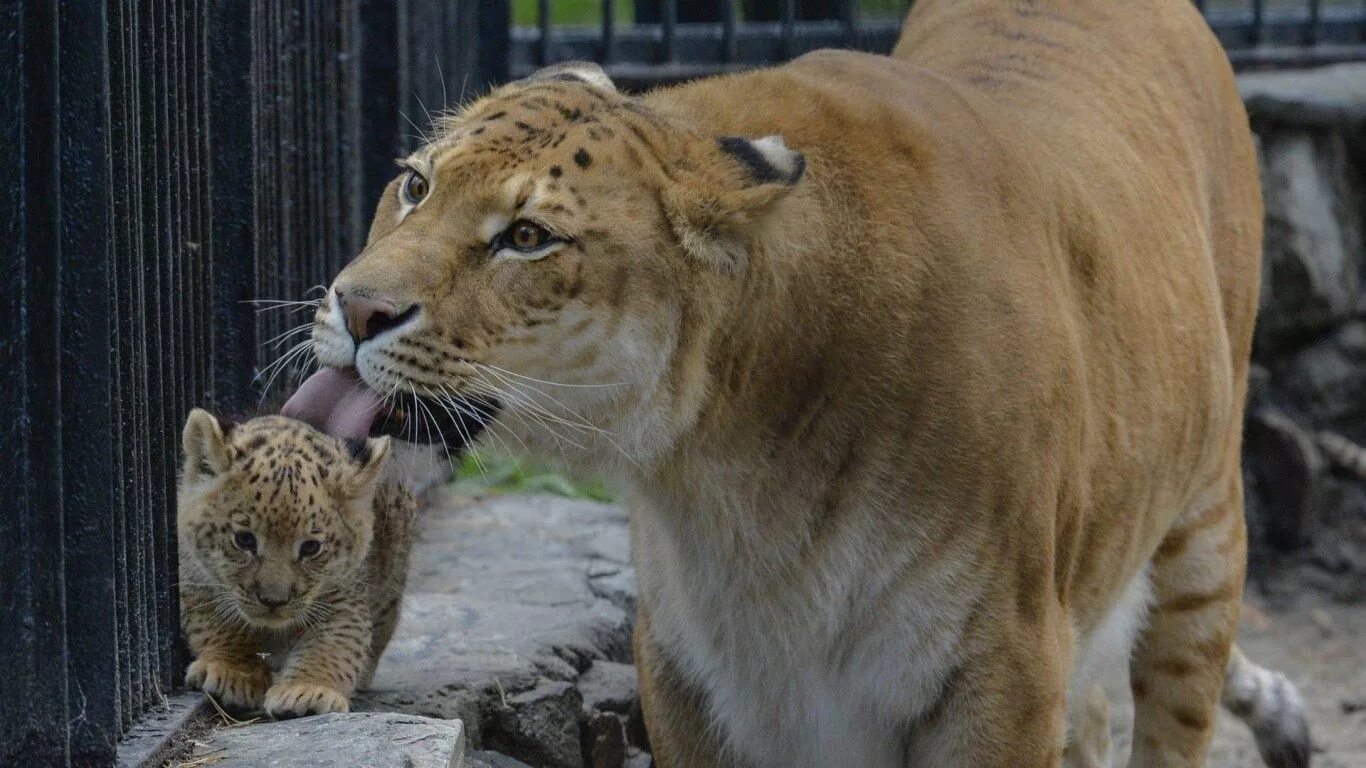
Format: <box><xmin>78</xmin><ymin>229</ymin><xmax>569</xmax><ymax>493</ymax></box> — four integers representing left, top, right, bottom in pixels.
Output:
<box><xmin>233</xmin><ymin>531</ymin><xmax>257</xmax><ymax>553</ymax></box>
<box><xmin>298</xmin><ymin>540</ymin><xmax>322</xmax><ymax>559</ymax></box>
<box><xmin>507</xmin><ymin>220</ymin><xmax>553</xmax><ymax>251</ymax></box>
<box><xmin>401</xmin><ymin>170</ymin><xmax>429</xmax><ymax>204</ymax></box>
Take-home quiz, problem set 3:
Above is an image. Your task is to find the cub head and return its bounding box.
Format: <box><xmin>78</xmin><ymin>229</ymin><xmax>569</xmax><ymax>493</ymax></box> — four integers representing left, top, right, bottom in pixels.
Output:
<box><xmin>295</xmin><ymin>62</ymin><xmax>804</xmax><ymax>459</ymax></box>
<box><xmin>177</xmin><ymin>409</ymin><xmax>391</xmax><ymax>629</ymax></box>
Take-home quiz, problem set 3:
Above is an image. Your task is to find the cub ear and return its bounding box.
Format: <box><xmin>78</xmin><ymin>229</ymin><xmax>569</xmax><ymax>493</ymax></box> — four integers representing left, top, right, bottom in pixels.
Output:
<box><xmin>182</xmin><ymin>408</ymin><xmax>233</xmax><ymax>483</ymax></box>
<box><xmin>341</xmin><ymin>435</ymin><xmax>392</xmax><ymax>494</ymax></box>
<box><xmin>525</xmin><ymin>61</ymin><xmax>616</xmax><ymax>94</ymax></box>
<box><xmin>662</xmin><ymin>134</ymin><xmax>805</xmax><ymax>272</ymax></box>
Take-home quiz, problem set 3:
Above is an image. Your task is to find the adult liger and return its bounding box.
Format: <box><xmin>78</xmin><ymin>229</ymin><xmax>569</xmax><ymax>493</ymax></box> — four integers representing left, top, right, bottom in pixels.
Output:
<box><xmin>284</xmin><ymin>1</ymin><xmax>1308</xmax><ymax>765</ymax></box>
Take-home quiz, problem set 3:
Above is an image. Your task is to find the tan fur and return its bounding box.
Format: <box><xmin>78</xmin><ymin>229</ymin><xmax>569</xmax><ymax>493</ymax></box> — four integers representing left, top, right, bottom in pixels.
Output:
<box><xmin>177</xmin><ymin>411</ymin><xmax>413</xmax><ymax>717</ymax></box>
<box><xmin>303</xmin><ymin>1</ymin><xmax>1279</xmax><ymax>764</ymax></box>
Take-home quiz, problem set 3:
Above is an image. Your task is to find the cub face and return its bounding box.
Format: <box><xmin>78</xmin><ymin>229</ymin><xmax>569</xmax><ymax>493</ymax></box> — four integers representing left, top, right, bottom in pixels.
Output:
<box><xmin>177</xmin><ymin>410</ymin><xmax>391</xmax><ymax>629</ymax></box>
<box><xmin>305</xmin><ymin>62</ymin><xmax>804</xmax><ymax>456</ymax></box>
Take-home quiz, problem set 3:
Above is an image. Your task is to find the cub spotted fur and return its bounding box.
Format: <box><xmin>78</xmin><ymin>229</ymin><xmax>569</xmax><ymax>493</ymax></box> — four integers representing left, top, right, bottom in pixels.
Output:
<box><xmin>177</xmin><ymin>410</ymin><xmax>413</xmax><ymax>717</ymax></box>
<box><xmin>285</xmin><ymin>0</ymin><xmax>1309</xmax><ymax>764</ymax></box>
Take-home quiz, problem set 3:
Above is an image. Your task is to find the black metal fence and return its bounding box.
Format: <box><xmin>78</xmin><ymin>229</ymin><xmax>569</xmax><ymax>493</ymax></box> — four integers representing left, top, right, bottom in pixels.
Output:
<box><xmin>1</xmin><ymin>1</ymin><xmax>1363</xmax><ymax>765</ymax></box>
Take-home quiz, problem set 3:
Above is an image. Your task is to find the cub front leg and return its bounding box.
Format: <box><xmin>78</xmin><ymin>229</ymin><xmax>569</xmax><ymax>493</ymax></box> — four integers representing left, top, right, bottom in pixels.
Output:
<box><xmin>265</xmin><ymin>593</ymin><xmax>372</xmax><ymax>718</ymax></box>
<box><xmin>359</xmin><ymin>592</ymin><xmax>402</xmax><ymax>691</ymax></box>
<box><xmin>181</xmin><ymin>589</ymin><xmax>271</xmax><ymax>711</ymax></box>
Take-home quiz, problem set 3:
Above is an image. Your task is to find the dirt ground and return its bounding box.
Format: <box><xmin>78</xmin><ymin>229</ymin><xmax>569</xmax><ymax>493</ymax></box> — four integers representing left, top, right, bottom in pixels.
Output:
<box><xmin>1102</xmin><ymin>567</ymin><xmax>1366</xmax><ymax>767</ymax></box>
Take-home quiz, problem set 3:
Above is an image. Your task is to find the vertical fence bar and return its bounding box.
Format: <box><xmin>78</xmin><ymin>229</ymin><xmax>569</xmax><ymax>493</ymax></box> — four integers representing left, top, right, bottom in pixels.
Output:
<box><xmin>0</xmin><ymin>0</ymin><xmax>71</xmax><ymax>762</ymax></box>
<box><xmin>538</xmin><ymin>0</ymin><xmax>551</xmax><ymax>65</ymax></box>
<box><xmin>1306</xmin><ymin>0</ymin><xmax>1320</xmax><ymax>44</ymax></box>
<box><xmin>57</xmin><ymin>2</ymin><xmax>122</xmax><ymax>762</ymax></box>
<box><xmin>781</xmin><ymin>0</ymin><xmax>796</xmax><ymax>59</ymax></box>
<box><xmin>357</xmin><ymin>0</ymin><xmax>403</xmax><ymax>223</ymax></box>
<box><xmin>602</xmin><ymin>0</ymin><xmax>615</xmax><ymax>64</ymax></box>
<box><xmin>475</xmin><ymin>0</ymin><xmax>510</xmax><ymax>90</ymax></box>
<box><xmin>208</xmin><ymin>0</ymin><xmax>256</xmax><ymax>413</ymax></box>
<box><xmin>1250</xmin><ymin>0</ymin><xmax>1265</xmax><ymax>45</ymax></box>
<box><xmin>661</xmin><ymin>0</ymin><xmax>677</xmax><ymax>63</ymax></box>
<box><xmin>722</xmin><ymin>0</ymin><xmax>738</xmax><ymax>63</ymax></box>
<box><xmin>107</xmin><ymin>0</ymin><xmax>129</xmax><ymax>732</ymax></box>
<box><xmin>840</xmin><ymin>0</ymin><xmax>857</xmax><ymax>45</ymax></box>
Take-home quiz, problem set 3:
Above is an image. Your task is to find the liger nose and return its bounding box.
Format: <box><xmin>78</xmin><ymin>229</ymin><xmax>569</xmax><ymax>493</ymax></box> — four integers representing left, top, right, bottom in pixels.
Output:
<box><xmin>337</xmin><ymin>289</ymin><xmax>401</xmax><ymax>344</ymax></box>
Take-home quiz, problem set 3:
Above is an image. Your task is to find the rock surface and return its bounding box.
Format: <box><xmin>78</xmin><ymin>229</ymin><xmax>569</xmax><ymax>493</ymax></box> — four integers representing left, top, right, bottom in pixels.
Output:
<box><xmin>191</xmin><ymin>712</ymin><xmax>465</xmax><ymax>768</ymax></box>
<box><xmin>359</xmin><ymin>491</ymin><xmax>637</xmax><ymax>768</ymax></box>
<box><xmin>1240</xmin><ymin>62</ymin><xmax>1366</xmax><ymax>573</ymax></box>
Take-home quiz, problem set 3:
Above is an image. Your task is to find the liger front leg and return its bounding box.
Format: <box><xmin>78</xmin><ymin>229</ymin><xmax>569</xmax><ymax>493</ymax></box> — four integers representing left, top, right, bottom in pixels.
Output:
<box><xmin>264</xmin><ymin>593</ymin><xmax>372</xmax><ymax>718</ymax></box>
<box><xmin>906</xmin><ymin>597</ymin><xmax>1071</xmax><ymax>768</ymax></box>
<box><xmin>635</xmin><ymin>604</ymin><xmax>735</xmax><ymax>768</ymax></box>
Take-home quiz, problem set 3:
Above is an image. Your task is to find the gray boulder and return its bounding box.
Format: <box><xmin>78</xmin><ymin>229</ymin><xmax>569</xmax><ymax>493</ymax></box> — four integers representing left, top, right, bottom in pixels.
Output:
<box><xmin>1255</xmin><ymin>132</ymin><xmax>1362</xmax><ymax>350</ymax></box>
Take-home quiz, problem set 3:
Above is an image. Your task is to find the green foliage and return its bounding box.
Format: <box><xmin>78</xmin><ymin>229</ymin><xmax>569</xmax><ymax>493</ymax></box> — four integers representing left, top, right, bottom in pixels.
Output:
<box><xmin>513</xmin><ymin>0</ymin><xmax>635</xmax><ymax>26</ymax></box>
<box><xmin>450</xmin><ymin>450</ymin><xmax>616</xmax><ymax>502</ymax></box>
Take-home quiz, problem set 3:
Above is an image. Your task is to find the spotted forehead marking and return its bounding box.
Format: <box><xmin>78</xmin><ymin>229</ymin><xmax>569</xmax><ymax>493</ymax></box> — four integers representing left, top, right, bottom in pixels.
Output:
<box><xmin>420</xmin><ymin>83</ymin><xmax>661</xmax><ymax>186</ymax></box>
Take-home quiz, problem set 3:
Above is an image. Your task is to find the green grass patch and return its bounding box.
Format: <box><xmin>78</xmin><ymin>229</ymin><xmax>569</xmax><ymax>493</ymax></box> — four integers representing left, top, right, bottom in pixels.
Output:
<box><xmin>450</xmin><ymin>450</ymin><xmax>616</xmax><ymax>502</ymax></box>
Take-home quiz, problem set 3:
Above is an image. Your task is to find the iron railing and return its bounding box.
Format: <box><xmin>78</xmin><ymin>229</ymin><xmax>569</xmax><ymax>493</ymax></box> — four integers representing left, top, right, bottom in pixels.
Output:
<box><xmin>511</xmin><ymin>0</ymin><xmax>1366</xmax><ymax>87</ymax></box>
<box><xmin>1</xmin><ymin>1</ymin><xmax>1363</xmax><ymax>766</ymax></box>
<box><xmin>0</xmin><ymin>1</ymin><xmax>433</xmax><ymax>764</ymax></box>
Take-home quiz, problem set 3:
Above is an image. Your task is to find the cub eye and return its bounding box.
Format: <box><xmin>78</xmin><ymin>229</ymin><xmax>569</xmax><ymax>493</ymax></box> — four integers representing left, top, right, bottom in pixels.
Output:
<box><xmin>507</xmin><ymin>220</ymin><xmax>553</xmax><ymax>252</ymax></box>
<box><xmin>401</xmin><ymin>170</ymin><xmax>429</xmax><ymax>205</ymax></box>
<box><xmin>233</xmin><ymin>531</ymin><xmax>257</xmax><ymax>554</ymax></box>
<box><xmin>298</xmin><ymin>540</ymin><xmax>322</xmax><ymax>559</ymax></box>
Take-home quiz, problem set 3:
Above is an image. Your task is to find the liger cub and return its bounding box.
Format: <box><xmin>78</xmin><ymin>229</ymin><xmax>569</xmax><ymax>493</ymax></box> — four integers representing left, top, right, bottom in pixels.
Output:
<box><xmin>176</xmin><ymin>409</ymin><xmax>414</xmax><ymax>718</ymax></box>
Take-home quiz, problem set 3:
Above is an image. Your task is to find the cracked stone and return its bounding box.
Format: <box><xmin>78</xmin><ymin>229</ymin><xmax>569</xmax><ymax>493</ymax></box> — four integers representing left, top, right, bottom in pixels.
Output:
<box><xmin>486</xmin><ymin>680</ymin><xmax>585</xmax><ymax>768</ymax></box>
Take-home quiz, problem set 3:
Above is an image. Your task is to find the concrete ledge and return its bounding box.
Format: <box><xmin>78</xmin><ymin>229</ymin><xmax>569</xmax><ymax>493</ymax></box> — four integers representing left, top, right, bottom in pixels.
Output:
<box><xmin>190</xmin><ymin>712</ymin><xmax>466</xmax><ymax>768</ymax></box>
<box><xmin>116</xmin><ymin>693</ymin><xmax>213</xmax><ymax>768</ymax></box>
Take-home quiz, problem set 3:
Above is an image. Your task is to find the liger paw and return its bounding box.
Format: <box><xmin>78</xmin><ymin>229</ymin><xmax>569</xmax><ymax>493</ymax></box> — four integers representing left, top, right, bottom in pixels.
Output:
<box><xmin>185</xmin><ymin>657</ymin><xmax>270</xmax><ymax>711</ymax></box>
<box><xmin>263</xmin><ymin>681</ymin><xmax>350</xmax><ymax>719</ymax></box>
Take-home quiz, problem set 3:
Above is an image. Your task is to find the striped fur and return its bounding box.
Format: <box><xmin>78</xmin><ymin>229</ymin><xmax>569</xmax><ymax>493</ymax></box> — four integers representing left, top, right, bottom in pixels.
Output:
<box><xmin>177</xmin><ymin>411</ymin><xmax>415</xmax><ymax>716</ymax></box>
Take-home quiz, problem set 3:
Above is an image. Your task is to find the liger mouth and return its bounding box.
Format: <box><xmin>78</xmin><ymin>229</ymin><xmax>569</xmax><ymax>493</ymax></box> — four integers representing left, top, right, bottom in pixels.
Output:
<box><xmin>281</xmin><ymin>366</ymin><xmax>499</xmax><ymax>448</ymax></box>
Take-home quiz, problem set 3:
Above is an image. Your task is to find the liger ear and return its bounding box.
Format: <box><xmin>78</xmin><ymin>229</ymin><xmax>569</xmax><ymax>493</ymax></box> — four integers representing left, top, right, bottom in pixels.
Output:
<box><xmin>182</xmin><ymin>408</ymin><xmax>233</xmax><ymax>484</ymax></box>
<box><xmin>524</xmin><ymin>61</ymin><xmax>617</xmax><ymax>93</ymax></box>
<box><xmin>662</xmin><ymin>134</ymin><xmax>805</xmax><ymax>272</ymax></box>
<box><xmin>341</xmin><ymin>435</ymin><xmax>392</xmax><ymax>495</ymax></box>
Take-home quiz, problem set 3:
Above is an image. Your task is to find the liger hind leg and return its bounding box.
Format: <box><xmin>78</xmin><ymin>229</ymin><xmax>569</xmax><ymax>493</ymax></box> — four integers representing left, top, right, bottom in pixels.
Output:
<box><xmin>1063</xmin><ymin>684</ymin><xmax>1112</xmax><ymax>768</ymax></box>
<box><xmin>1127</xmin><ymin>482</ymin><xmax>1246</xmax><ymax>768</ymax></box>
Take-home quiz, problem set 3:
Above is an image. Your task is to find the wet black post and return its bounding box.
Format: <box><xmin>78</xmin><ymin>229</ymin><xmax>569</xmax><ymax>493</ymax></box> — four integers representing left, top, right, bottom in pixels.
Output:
<box><xmin>0</xmin><ymin>0</ymin><xmax>73</xmax><ymax>763</ymax></box>
<box><xmin>57</xmin><ymin>1</ymin><xmax>121</xmax><ymax>763</ymax></box>
<box><xmin>207</xmin><ymin>0</ymin><xmax>258</xmax><ymax>414</ymax></box>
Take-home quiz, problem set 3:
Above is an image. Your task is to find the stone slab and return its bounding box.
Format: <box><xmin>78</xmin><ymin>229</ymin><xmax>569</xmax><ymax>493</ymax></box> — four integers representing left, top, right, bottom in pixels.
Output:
<box><xmin>190</xmin><ymin>712</ymin><xmax>465</xmax><ymax>768</ymax></box>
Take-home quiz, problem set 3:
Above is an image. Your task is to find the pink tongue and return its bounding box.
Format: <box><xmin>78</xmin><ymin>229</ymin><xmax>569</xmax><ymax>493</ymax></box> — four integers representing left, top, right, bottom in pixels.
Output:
<box><xmin>281</xmin><ymin>367</ymin><xmax>385</xmax><ymax>441</ymax></box>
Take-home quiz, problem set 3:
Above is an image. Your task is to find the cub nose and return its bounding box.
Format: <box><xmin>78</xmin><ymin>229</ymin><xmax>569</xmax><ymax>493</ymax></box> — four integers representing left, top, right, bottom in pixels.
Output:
<box><xmin>255</xmin><ymin>587</ymin><xmax>291</xmax><ymax>609</ymax></box>
<box><xmin>337</xmin><ymin>290</ymin><xmax>401</xmax><ymax>344</ymax></box>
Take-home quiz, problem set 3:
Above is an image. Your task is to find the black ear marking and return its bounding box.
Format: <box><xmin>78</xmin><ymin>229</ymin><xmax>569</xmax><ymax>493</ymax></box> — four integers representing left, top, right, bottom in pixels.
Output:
<box><xmin>717</xmin><ymin>135</ymin><xmax>805</xmax><ymax>185</ymax></box>
<box><xmin>344</xmin><ymin>438</ymin><xmax>371</xmax><ymax>464</ymax></box>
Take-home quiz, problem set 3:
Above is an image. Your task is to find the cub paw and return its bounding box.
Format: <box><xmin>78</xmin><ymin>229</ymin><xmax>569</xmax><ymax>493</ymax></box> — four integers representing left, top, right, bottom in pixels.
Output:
<box><xmin>185</xmin><ymin>657</ymin><xmax>270</xmax><ymax>711</ymax></box>
<box><xmin>263</xmin><ymin>681</ymin><xmax>350</xmax><ymax>719</ymax></box>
